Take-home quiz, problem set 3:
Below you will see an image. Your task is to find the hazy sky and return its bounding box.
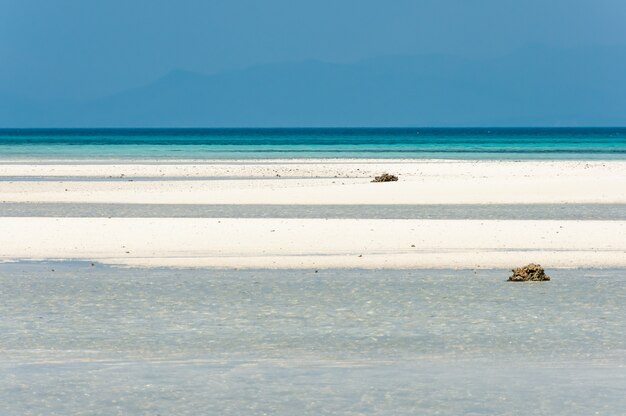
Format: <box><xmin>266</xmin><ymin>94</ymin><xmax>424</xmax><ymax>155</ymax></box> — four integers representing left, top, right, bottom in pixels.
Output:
<box><xmin>2</xmin><ymin>0</ymin><xmax>626</xmax><ymax>99</ymax></box>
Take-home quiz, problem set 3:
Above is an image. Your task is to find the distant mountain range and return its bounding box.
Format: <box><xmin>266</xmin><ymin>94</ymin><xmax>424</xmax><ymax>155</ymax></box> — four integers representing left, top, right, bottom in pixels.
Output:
<box><xmin>2</xmin><ymin>46</ymin><xmax>626</xmax><ymax>127</ymax></box>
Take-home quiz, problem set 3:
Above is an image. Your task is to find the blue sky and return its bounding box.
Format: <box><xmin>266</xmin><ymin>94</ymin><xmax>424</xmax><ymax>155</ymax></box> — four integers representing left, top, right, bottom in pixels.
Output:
<box><xmin>2</xmin><ymin>0</ymin><xmax>626</xmax><ymax>100</ymax></box>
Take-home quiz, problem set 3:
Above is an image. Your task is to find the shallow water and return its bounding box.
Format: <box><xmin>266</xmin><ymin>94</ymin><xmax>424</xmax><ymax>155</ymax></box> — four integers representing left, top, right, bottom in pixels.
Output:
<box><xmin>1</xmin><ymin>263</ymin><xmax>625</xmax><ymax>415</ymax></box>
<box><xmin>1</xmin><ymin>203</ymin><xmax>625</xmax><ymax>220</ymax></box>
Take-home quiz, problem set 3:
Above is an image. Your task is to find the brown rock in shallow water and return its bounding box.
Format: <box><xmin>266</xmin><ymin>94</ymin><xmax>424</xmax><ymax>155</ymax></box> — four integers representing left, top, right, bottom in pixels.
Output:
<box><xmin>508</xmin><ymin>263</ymin><xmax>550</xmax><ymax>282</ymax></box>
<box><xmin>371</xmin><ymin>173</ymin><xmax>398</xmax><ymax>182</ymax></box>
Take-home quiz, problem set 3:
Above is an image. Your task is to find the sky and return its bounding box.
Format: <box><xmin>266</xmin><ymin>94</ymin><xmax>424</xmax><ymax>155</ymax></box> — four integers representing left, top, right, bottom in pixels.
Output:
<box><xmin>2</xmin><ymin>0</ymin><xmax>626</xmax><ymax>100</ymax></box>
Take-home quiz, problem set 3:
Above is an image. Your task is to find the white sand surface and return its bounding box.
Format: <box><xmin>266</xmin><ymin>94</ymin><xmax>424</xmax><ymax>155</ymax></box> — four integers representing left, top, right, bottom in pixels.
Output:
<box><xmin>1</xmin><ymin>159</ymin><xmax>625</xmax><ymax>268</ymax></box>
<box><xmin>1</xmin><ymin>160</ymin><xmax>625</xmax><ymax>204</ymax></box>
<box><xmin>1</xmin><ymin>218</ymin><xmax>625</xmax><ymax>268</ymax></box>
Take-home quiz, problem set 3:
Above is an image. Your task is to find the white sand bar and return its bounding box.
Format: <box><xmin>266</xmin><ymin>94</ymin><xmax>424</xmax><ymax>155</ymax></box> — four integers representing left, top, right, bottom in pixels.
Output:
<box><xmin>2</xmin><ymin>159</ymin><xmax>626</xmax><ymax>268</ymax></box>
<box><xmin>1</xmin><ymin>218</ymin><xmax>625</xmax><ymax>268</ymax></box>
<box><xmin>1</xmin><ymin>160</ymin><xmax>625</xmax><ymax>204</ymax></box>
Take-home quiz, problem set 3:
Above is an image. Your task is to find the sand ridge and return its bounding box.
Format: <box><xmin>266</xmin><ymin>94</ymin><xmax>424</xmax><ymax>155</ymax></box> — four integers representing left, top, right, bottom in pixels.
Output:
<box><xmin>1</xmin><ymin>159</ymin><xmax>625</xmax><ymax>268</ymax></box>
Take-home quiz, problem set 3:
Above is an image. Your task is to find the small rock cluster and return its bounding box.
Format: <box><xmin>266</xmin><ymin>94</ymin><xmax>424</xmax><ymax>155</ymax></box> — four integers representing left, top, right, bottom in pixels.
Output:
<box><xmin>508</xmin><ymin>263</ymin><xmax>550</xmax><ymax>282</ymax></box>
<box><xmin>371</xmin><ymin>173</ymin><xmax>398</xmax><ymax>182</ymax></box>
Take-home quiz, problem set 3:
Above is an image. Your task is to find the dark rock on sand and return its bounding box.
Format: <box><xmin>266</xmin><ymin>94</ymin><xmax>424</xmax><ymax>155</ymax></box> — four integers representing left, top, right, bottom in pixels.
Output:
<box><xmin>371</xmin><ymin>173</ymin><xmax>398</xmax><ymax>182</ymax></box>
<box><xmin>508</xmin><ymin>264</ymin><xmax>550</xmax><ymax>282</ymax></box>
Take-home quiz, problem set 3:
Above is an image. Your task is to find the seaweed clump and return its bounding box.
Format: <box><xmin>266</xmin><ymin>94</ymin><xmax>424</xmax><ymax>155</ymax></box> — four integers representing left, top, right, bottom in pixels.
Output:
<box><xmin>508</xmin><ymin>264</ymin><xmax>550</xmax><ymax>282</ymax></box>
<box><xmin>371</xmin><ymin>173</ymin><xmax>398</xmax><ymax>183</ymax></box>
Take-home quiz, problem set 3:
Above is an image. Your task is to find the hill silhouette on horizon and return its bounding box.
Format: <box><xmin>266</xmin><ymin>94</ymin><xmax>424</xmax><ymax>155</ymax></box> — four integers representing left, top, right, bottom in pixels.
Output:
<box><xmin>2</xmin><ymin>45</ymin><xmax>626</xmax><ymax>127</ymax></box>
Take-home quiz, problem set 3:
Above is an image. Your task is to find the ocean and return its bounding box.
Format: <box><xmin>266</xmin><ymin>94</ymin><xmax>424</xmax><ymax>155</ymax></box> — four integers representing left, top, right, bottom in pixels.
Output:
<box><xmin>1</xmin><ymin>127</ymin><xmax>626</xmax><ymax>159</ymax></box>
<box><xmin>2</xmin><ymin>128</ymin><xmax>626</xmax><ymax>415</ymax></box>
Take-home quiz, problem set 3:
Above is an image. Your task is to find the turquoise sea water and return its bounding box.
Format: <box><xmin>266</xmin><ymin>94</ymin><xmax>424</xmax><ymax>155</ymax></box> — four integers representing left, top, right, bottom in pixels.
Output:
<box><xmin>1</xmin><ymin>128</ymin><xmax>626</xmax><ymax>159</ymax></box>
